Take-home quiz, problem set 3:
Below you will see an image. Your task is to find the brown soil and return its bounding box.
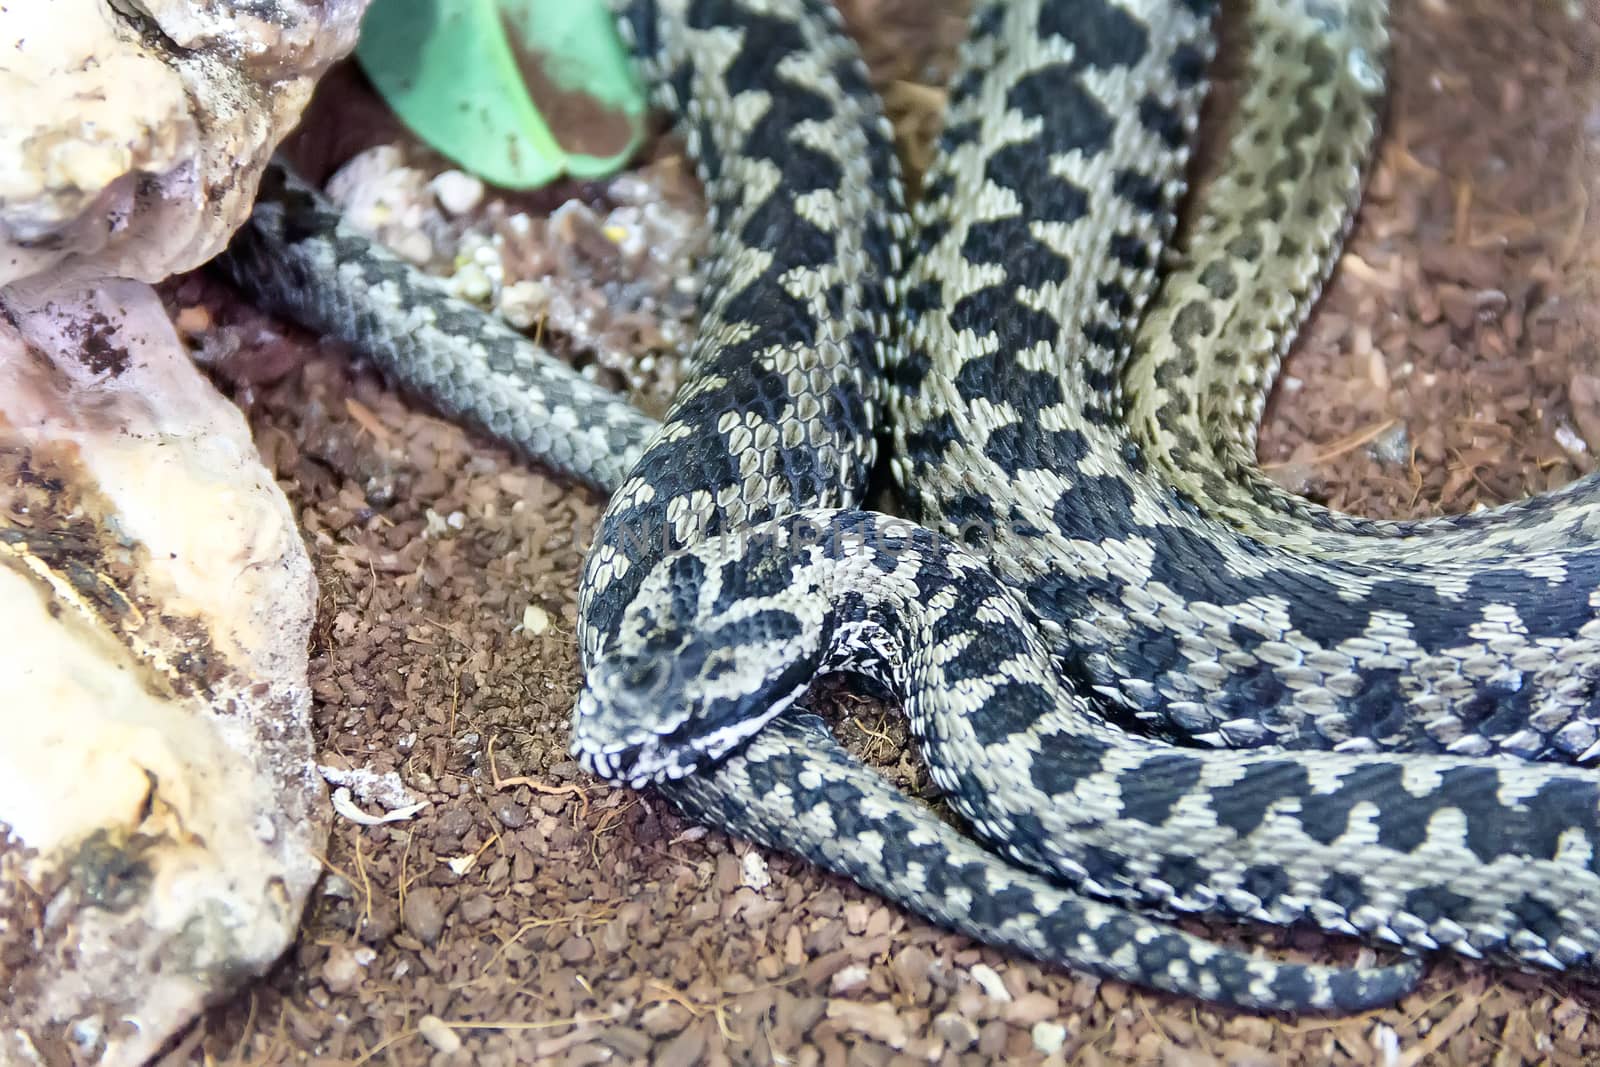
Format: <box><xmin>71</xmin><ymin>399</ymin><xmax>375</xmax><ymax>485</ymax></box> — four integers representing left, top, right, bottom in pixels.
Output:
<box><xmin>163</xmin><ymin>0</ymin><xmax>1600</xmax><ymax>1064</ymax></box>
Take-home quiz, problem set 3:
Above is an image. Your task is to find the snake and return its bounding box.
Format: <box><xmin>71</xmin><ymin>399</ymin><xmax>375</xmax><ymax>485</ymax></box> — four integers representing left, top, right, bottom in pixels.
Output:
<box><xmin>213</xmin><ymin>0</ymin><xmax>1600</xmax><ymax>1012</ymax></box>
<box><xmin>217</xmin><ymin>0</ymin><xmax>1432</xmax><ymax>1013</ymax></box>
<box><xmin>897</xmin><ymin>0</ymin><xmax>1600</xmax><ymax>763</ymax></box>
<box><xmin>870</xmin><ymin>0</ymin><xmax>1600</xmax><ymax>963</ymax></box>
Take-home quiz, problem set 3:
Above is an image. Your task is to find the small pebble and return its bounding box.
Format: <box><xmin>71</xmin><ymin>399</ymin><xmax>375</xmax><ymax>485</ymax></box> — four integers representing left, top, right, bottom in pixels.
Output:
<box><xmin>436</xmin><ymin>807</ymin><xmax>475</xmax><ymax>838</ymax></box>
<box><xmin>655</xmin><ymin>1024</ymin><xmax>707</xmax><ymax>1067</ymax></box>
<box><xmin>1032</xmin><ymin>1021</ymin><xmax>1067</xmax><ymax>1055</ymax></box>
<box><xmin>174</xmin><ymin>305</ymin><xmax>212</xmax><ymax>335</ymax></box>
<box><xmin>740</xmin><ymin>850</ymin><xmax>771</xmax><ymax>890</ymax></box>
<box><xmin>977</xmin><ymin>1019</ymin><xmax>1009</xmax><ymax>1057</ymax></box>
<box><xmin>418</xmin><ymin>1014</ymin><xmax>462</xmax><ymax>1054</ymax></box>
<box><xmin>492</xmin><ymin>798</ymin><xmax>528</xmax><ymax>828</ymax></box>
<box><xmin>969</xmin><ymin>963</ymin><xmax>1012</xmax><ymax>1002</ymax></box>
<box><xmin>1100</xmin><ymin>983</ymin><xmax>1128</xmax><ymax>1012</ymax></box>
<box><xmin>458</xmin><ymin>894</ymin><xmax>495</xmax><ymax>925</ymax></box>
<box><xmin>1370</xmin><ymin>1022</ymin><xmax>1400</xmax><ymax>1066</ymax></box>
<box><xmin>831</xmin><ymin>963</ymin><xmax>871</xmax><ymax>995</ymax></box>
<box><xmin>1006</xmin><ymin>991</ymin><xmax>1060</xmax><ymax>1026</ymax></box>
<box><xmin>68</xmin><ymin>1017</ymin><xmax>103</xmax><ymax>1053</ymax></box>
<box><xmin>559</xmin><ymin>935</ymin><xmax>595</xmax><ymax>962</ymax></box>
<box><xmin>430</xmin><ymin>170</ymin><xmax>485</xmax><ymax>215</ymax></box>
<box><xmin>319</xmin><ymin>943</ymin><xmax>367</xmax><ymax>994</ymax></box>
<box><xmin>826</xmin><ymin>1000</ymin><xmax>910</xmax><ymax>1049</ymax></box>
<box><xmin>402</xmin><ymin>887</ymin><xmax>448</xmax><ymax>946</ymax></box>
<box><xmin>933</xmin><ymin>1012</ymin><xmax>979</xmax><ymax>1051</ymax></box>
<box><xmin>359</xmin><ymin>900</ymin><xmax>400</xmax><ymax>944</ymax></box>
<box><xmin>1569</xmin><ymin>373</ymin><xmax>1600</xmax><ymax>453</ymax></box>
<box><xmin>890</xmin><ymin>945</ymin><xmax>934</xmax><ymax>993</ymax></box>
<box><xmin>499</xmin><ymin>279</ymin><xmax>549</xmax><ymax>329</ymax></box>
<box><xmin>640</xmin><ymin>1002</ymin><xmax>691</xmax><ymax>1037</ymax></box>
<box><xmin>522</xmin><ymin>603</ymin><xmax>551</xmax><ymax>635</ymax></box>
<box><xmin>1372</xmin><ymin>422</ymin><xmax>1411</xmax><ymax>465</ymax></box>
<box><xmin>451</xmin><ymin>261</ymin><xmax>493</xmax><ymax>304</ymax></box>
<box><xmin>390</xmin><ymin>230</ymin><xmax>434</xmax><ymax>265</ymax></box>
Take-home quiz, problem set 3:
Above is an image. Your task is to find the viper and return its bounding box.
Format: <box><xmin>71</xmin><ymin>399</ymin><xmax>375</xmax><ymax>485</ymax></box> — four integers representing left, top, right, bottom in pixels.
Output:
<box><xmin>219</xmin><ymin>0</ymin><xmax>1600</xmax><ymax>1011</ymax></box>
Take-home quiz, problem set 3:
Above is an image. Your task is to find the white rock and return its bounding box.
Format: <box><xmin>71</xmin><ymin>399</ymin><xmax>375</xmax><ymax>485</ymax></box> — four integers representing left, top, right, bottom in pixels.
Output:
<box><xmin>430</xmin><ymin>170</ymin><xmax>486</xmax><ymax>216</ymax></box>
<box><xmin>0</xmin><ymin>277</ymin><xmax>324</xmax><ymax>1066</ymax></box>
<box><xmin>740</xmin><ymin>850</ymin><xmax>772</xmax><ymax>891</ymax></box>
<box><xmin>969</xmin><ymin>963</ymin><xmax>1013</xmax><ymax>1003</ymax></box>
<box><xmin>0</xmin><ymin>0</ymin><xmax>368</xmax><ymax>288</ymax></box>
<box><xmin>326</xmin><ymin>145</ymin><xmax>436</xmax><ymax>265</ymax></box>
<box><xmin>452</xmin><ymin>261</ymin><xmax>494</xmax><ymax>304</ymax></box>
<box><xmin>320</xmin><ymin>765</ymin><xmax>426</xmax><ymax>812</ymax></box>
<box><xmin>418</xmin><ymin>1015</ymin><xmax>463</xmax><ymax>1054</ymax></box>
<box><xmin>329</xmin><ymin>786</ymin><xmax>427</xmax><ymax>827</ymax></box>
<box><xmin>500</xmin><ymin>279</ymin><xmax>550</xmax><ymax>329</ymax></box>
<box><xmin>1031</xmin><ymin>1021</ymin><xmax>1067</xmax><ymax>1054</ymax></box>
<box><xmin>830</xmin><ymin>963</ymin><xmax>871</xmax><ymax>996</ymax></box>
<box><xmin>320</xmin><ymin>943</ymin><xmax>371</xmax><ymax>995</ymax></box>
<box><xmin>522</xmin><ymin>603</ymin><xmax>552</xmax><ymax>636</ymax></box>
<box><xmin>1371</xmin><ymin>1022</ymin><xmax>1401</xmax><ymax>1067</ymax></box>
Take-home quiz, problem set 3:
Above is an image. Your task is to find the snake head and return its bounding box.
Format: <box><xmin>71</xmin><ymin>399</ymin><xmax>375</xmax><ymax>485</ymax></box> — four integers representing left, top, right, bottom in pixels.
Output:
<box><xmin>571</xmin><ymin>538</ymin><xmax>830</xmax><ymax>788</ymax></box>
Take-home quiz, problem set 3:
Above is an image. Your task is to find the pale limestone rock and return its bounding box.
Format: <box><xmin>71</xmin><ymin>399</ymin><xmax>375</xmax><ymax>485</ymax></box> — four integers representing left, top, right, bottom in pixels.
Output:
<box><xmin>0</xmin><ymin>1</ymin><xmax>364</xmax><ymax>1055</ymax></box>
<box><xmin>0</xmin><ymin>277</ymin><xmax>324</xmax><ymax>1066</ymax></box>
<box><xmin>0</xmin><ymin>0</ymin><xmax>368</xmax><ymax>287</ymax></box>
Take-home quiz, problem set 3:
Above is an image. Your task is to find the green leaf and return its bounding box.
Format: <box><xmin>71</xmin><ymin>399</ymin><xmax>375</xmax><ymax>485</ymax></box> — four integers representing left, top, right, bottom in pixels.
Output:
<box><xmin>356</xmin><ymin>0</ymin><xmax>646</xmax><ymax>189</ymax></box>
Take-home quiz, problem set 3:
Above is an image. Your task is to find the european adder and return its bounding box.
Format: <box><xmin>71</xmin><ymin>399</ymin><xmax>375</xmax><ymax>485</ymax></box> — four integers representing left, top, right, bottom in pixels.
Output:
<box><xmin>219</xmin><ymin>0</ymin><xmax>1600</xmax><ymax>1011</ymax></box>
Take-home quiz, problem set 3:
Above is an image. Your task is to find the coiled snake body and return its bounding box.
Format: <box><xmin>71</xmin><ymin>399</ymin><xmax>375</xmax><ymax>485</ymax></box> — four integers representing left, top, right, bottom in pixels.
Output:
<box><xmin>220</xmin><ymin>0</ymin><xmax>1600</xmax><ymax>1012</ymax></box>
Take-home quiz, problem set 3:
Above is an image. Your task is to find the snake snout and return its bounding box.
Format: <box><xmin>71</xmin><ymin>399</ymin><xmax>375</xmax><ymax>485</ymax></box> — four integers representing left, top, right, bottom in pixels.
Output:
<box><xmin>573</xmin><ymin>622</ymin><xmax>821</xmax><ymax>787</ymax></box>
<box><xmin>570</xmin><ymin>681</ymin><xmax>670</xmax><ymax>785</ymax></box>
<box><xmin>570</xmin><ymin>636</ymin><xmax>715</xmax><ymax>783</ymax></box>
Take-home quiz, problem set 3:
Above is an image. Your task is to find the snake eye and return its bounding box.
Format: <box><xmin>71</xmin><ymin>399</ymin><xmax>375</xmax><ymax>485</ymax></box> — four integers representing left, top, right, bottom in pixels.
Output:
<box><xmin>621</xmin><ymin>658</ymin><xmax>666</xmax><ymax>693</ymax></box>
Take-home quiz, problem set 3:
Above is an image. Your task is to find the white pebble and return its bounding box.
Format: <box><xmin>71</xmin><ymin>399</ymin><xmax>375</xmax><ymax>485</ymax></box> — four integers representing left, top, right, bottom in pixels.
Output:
<box><xmin>68</xmin><ymin>1017</ymin><xmax>103</xmax><ymax>1052</ymax></box>
<box><xmin>500</xmin><ymin>279</ymin><xmax>549</xmax><ymax>329</ymax></box>
<box><xmin>320</xmin><ymin>943</ymin><xmax>368</xmax><ymax>994</ymax></box>
<box><xmin>430</xmin><ymin>170</ymin><xmax>485</xmax><ymax>215</ymax></box>
<box><xmin>418</xmin><ymin>1014</ymin><xmax>462</xmax><ymax>1054</ymax></box>
<box><xmin>968</xmin><ymin>963</ymin><xmax>1011</xmax><ymax>1002</ymax></box>
<box><xmin>830</xmin><ymin>963</ymin><xmax>871</xmax><ymax>995</ymax></box>
<box><xmin>522</xmin><ymin>604</ymin><xmax>551</xmax><ymax>635</ymax></box>
<box><xmin>741</xmin><ymin>850</ymin><xmax>771</xmax><ymax>890</ymax></box>
<box><xmin>1031</xmin><ymin>1021</ymin><xmax>1066</xmax><ymax>1055</ymax></box>
<box><xmin>1370</xmin><ymin>1022</ymin><xmax>1400</xmax><ymax>1067</ymax></box>
<box><xmin>1556</xmin><ymin>423</ymin><xmax>1588</xmax><ymax>457</ymax></box>
<box><xmin>451</xmin><ymin>261</ymin><xmax>493</xmax><ymax>303</ymax></box>
<box><xmin>390</xmin><ymin>230</ymin><xmax>433</xmax><ymax>266</ymax></box>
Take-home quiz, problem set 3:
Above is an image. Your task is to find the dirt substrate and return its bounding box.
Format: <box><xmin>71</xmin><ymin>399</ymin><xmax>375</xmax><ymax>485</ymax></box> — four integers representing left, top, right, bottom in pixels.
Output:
<box><xmin>164</xmin><ymin>0</ymin><xmax>1600</xmax><ymax>1063</ymax></box>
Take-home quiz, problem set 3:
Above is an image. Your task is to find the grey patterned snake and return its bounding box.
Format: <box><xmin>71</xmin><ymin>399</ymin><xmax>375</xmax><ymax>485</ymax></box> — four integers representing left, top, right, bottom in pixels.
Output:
<box><xmin>217</xmin><ymin>0</ymin><xmax>1600</xmax><ymax>1012</ymax></box>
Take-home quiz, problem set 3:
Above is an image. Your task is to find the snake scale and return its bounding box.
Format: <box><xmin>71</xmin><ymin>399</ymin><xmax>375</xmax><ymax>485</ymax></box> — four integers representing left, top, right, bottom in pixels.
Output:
<box><xmin>216</xmin><ymin>0</ymin><xmax>1600</xmax><ymax>1013</ymax></box>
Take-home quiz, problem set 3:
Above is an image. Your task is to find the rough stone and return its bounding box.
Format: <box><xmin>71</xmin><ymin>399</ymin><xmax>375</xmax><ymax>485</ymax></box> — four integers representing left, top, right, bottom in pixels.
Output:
<box><xmin>0</xmin><ymin>0</ymin><xmax>367</xmax><ymax>288</ymax></box>
<box><xmin>0</xmin><ymin>277</ymin><xmax>324</xmax><ymax>1066</ymax></box>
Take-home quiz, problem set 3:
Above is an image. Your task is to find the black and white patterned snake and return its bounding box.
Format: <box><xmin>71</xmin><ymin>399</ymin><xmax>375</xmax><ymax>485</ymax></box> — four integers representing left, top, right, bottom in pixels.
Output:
<box><xmin>218</xmin><ymin>0</ymin><xmax>1600</xmax><ymax>1013</ymax></box>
